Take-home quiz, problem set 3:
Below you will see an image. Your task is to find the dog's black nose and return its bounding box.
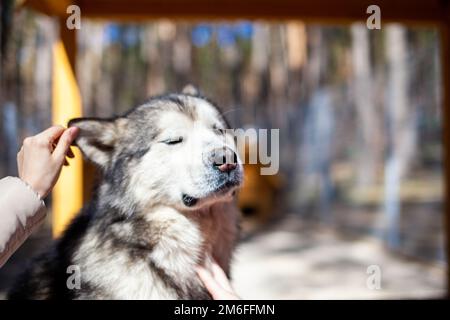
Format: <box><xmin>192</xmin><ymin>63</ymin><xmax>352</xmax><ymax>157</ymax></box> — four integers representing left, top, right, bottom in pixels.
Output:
<box><xmin>211</xmin><ymin>147</ymin><xmax>237</xmax><ymax>173</ymax></box>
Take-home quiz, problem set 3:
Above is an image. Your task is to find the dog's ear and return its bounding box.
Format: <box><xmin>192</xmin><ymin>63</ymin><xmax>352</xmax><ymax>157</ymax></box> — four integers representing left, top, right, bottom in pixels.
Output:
<box><xmin>182</xmin><ymin>84</ymin><xmax>200</xmax><ymax>96</ymax></box>
<box><xmin>68</xmin><ymin>117</ymin><xmax>125</xmax><ymax>168</ymax></box>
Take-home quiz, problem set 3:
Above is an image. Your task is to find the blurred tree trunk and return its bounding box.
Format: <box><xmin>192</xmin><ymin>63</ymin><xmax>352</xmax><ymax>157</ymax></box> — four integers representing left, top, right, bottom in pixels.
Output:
<box><xmin>351</xmin><ymin>23</ymin><xmax>382</xmax><ymax>187</ymax></box>
<box><xmin>268</xmin><ymin>25</ymin><xmax>288</xmax><ymax>129</ymax></box>
<box><xmin>293</xmin><ymin>27</ymin><xmax>335</xmax><ymax>221</ymax></box>
<box><xmin>1</xmin><ymin>3</ymin><xmax>21</xmax><ymax>176</ymax></box>
<box><xmin>0</xmin><ymin>0</ymin><xmax>15</xmax><ymax>177</ymax></box>
<box><xmin>145</xmin><ymin>25</ymin><xmax>166</xmax><ymax>96</ymax></box>
<box><xmin>285</xmin><ymin>22</ymin><xmax>306</xmax><ymax>173</ymax></box>
<box><xmin>172</xmin><ymin>24</ymin><xmax>192</xmax><ymax>89</ymax></box>
<box><xmin>34</xmin><ymin>18</ymin><xmax>54</xmax><ymax>127</ymax></box>
<box><xmin>78</xmin><ymin>23</ymin><xmax>104</xmax><ymax>116</ymax></box>
<box><xmin>383</xmin><ymin>25</ymin><xmax>417</xmax><ymax>247</ymax></box>
<box><xmin>241</xmin><ymin>24</ymin><xmax>269</xmax><ymax>139</ymax></box>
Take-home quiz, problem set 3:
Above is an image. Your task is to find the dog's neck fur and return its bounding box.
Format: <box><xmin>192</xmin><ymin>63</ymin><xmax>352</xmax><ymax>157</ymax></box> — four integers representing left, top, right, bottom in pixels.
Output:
<box><xmin>74</xmin><ymin>195</ymin><xmax>239</xmax><ymax>299</ymax></box>
<box><xmin>180</xmin><ymin>201</ymin><xmax>240</xmax><ymax>274</ymax></box>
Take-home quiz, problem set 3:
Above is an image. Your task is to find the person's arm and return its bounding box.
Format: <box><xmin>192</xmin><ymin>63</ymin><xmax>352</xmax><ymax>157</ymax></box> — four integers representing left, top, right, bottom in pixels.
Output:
<box><xmin>0</xmin><ymin>177</ymin><xmax>46</xmax><ymax>268</ymax></box>
<box><xmin>0</xmin><ymin>126</ymin><xmax>79</xmax><ymax>268</ymax></box>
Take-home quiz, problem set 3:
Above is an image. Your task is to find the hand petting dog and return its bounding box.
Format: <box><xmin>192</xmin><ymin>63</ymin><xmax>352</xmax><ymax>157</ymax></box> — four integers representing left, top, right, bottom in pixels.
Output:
<box><xmin>0</xmin><ymin>125</ymin><xmax>79</xmax><ymax>269</ymax></box>
<box><xmin>17</xmin><ymin>125</ymin><xmax>79</xmax><ymax>198</ymax></box>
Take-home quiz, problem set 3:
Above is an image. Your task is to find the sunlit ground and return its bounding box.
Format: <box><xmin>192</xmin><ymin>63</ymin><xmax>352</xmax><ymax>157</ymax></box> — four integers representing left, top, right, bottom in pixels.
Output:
<box><xmin>233</xmin><ymin>214</ymin><xmax>446</xmax><ymax>299</ymax></box>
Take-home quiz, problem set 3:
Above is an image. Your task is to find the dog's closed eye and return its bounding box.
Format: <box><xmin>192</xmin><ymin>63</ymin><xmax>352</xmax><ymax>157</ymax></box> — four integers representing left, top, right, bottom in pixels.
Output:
<box><xmin>212</xmin><ymin>124</ymin><xmax>226</xmax><ymax>135</ymax></box>
<box><xmin>161</xmin><ymin>137</ymin><xmax>183</xmax><ymax>145</ymax></box>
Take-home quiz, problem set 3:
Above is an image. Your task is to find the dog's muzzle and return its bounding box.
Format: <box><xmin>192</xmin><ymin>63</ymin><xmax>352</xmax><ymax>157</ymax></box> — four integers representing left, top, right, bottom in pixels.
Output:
<box><xmin>182</xmin><ymin>147</ymin><xmax>241</xmax><ymax>207</ymax></box>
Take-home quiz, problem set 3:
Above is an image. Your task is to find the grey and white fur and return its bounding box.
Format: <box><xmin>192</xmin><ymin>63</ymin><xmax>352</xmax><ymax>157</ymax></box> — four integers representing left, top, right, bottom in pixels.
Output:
<box><xmin>8</xmin><ymin>86</ymin><xmax>243</xmax><ymax>300</ymax></box>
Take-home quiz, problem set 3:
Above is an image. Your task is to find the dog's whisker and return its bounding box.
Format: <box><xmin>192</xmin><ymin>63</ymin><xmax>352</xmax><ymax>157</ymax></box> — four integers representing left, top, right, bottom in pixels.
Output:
<box><xmin>219</xmin><ymin>107</ymin><xmax>242</xmax><ymax>118</ymax></box>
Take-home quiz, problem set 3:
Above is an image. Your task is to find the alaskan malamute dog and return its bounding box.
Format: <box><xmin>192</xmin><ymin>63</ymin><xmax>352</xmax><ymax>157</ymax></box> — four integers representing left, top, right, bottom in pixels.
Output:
<box><xmin>9</xmin><ymin>86</ymin><xmax>243</xmax><ymax>299</ymax></box>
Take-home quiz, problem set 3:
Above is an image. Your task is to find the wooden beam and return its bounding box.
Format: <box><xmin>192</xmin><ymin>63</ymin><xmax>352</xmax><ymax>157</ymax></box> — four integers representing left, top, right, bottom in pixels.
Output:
<box><xmin>51</xmin><ymin>19</ymin><xmax>83</xmax><ymax>238</ymax></box>
<box><xmin>20</xmin><ymin>0</ymin><xmax>446</xmax><ymax>24</ymax></box>
<box><xmin>77</xmin><ymin>0</ymin><xmax>444</xmax><ymax>24</ymax></box>
<box><xmin>22</xmin><ymin>0</ymin><xmax>77</xmax><ymax>17</ymax></box>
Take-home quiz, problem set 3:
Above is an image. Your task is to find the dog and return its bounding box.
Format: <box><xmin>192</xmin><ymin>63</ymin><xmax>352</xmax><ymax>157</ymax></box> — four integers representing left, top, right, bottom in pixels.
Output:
<box><xmin>8</xmin><ymin>85</ymin><xmax>243</xmax><ymax>299</ymax></box>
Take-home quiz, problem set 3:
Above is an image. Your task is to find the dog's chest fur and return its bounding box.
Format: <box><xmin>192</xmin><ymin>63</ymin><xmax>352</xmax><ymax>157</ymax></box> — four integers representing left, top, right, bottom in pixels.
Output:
<box><xmin>72</xmin><ymin>202</ymin><xmax>239</xmax><ymax>299</ymax></box>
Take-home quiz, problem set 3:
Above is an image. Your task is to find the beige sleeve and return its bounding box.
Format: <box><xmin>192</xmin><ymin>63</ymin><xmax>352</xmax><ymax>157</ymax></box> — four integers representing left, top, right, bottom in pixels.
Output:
<box><xmin>0</xmin><ymin>176</ymin><xmax>46</xmax><ymax>268</ymax></box>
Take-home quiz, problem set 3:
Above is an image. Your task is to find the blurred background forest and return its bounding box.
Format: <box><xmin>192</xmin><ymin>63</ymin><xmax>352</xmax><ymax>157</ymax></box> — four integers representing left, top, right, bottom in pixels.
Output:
<box><xmin>0</xmin><ymin>4</ymin><xmax>446</xmax><ymax>298</ymax></box>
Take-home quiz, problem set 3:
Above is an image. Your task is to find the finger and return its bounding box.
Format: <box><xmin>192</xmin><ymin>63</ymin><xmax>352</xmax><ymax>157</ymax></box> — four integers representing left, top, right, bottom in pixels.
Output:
<box><xmin>211</xmin><ymin>262</ymin><xmax>233</xmax><ymax>291</ymax></box>
<box><xmin>53</xmin><ymin>127</ymin><xmax>79</xmax><ymax>163</ymax></box>
<box><xmin>35</xmin><ymin>125</ymin><xmax>66</xmax><ymax>146</ymax></box>
<box><xmin>63</xmin><ymin>158</ymin><xmax>69</xmax><ymax>166</ymax></box>
<box><xmin>196</xmin><ymin>267</ymin><xmax>224</xmax><ymax>300</ymax></box>
<box><xmin>52</xmin><ymin>138</ymin><xmax>75</xmax><ymax>157</ymax></box>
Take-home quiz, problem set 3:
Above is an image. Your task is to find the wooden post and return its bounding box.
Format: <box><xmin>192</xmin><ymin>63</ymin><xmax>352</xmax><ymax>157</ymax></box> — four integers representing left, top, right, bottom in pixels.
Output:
<box><xmin>51</xmin><ymin>19</ymin><xmax>83</xmax><ymax>237</ymax></box>
<box><xmin>440</xmin><ymin>16</ymin><xmax>450</xmax><ymax>297</ymax></box>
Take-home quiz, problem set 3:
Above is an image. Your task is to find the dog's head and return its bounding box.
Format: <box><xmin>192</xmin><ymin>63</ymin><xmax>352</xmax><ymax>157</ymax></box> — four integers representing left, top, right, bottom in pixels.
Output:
<box><xmin>69</xmin><ymin>86</ymin><xmax>243</xmax><ymax>213</ymax></box>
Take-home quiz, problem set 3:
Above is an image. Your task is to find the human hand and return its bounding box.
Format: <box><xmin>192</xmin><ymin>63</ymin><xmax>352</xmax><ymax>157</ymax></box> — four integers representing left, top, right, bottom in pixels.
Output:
<box><xmin>196</xmin><ymin>261</ymin><xmax>241</xmax><ymax>300</ymax></box>
<box><xmin>17</xmin><ymin>126</ymin><xmax>79</xmax><ymax>198</ymax></box>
